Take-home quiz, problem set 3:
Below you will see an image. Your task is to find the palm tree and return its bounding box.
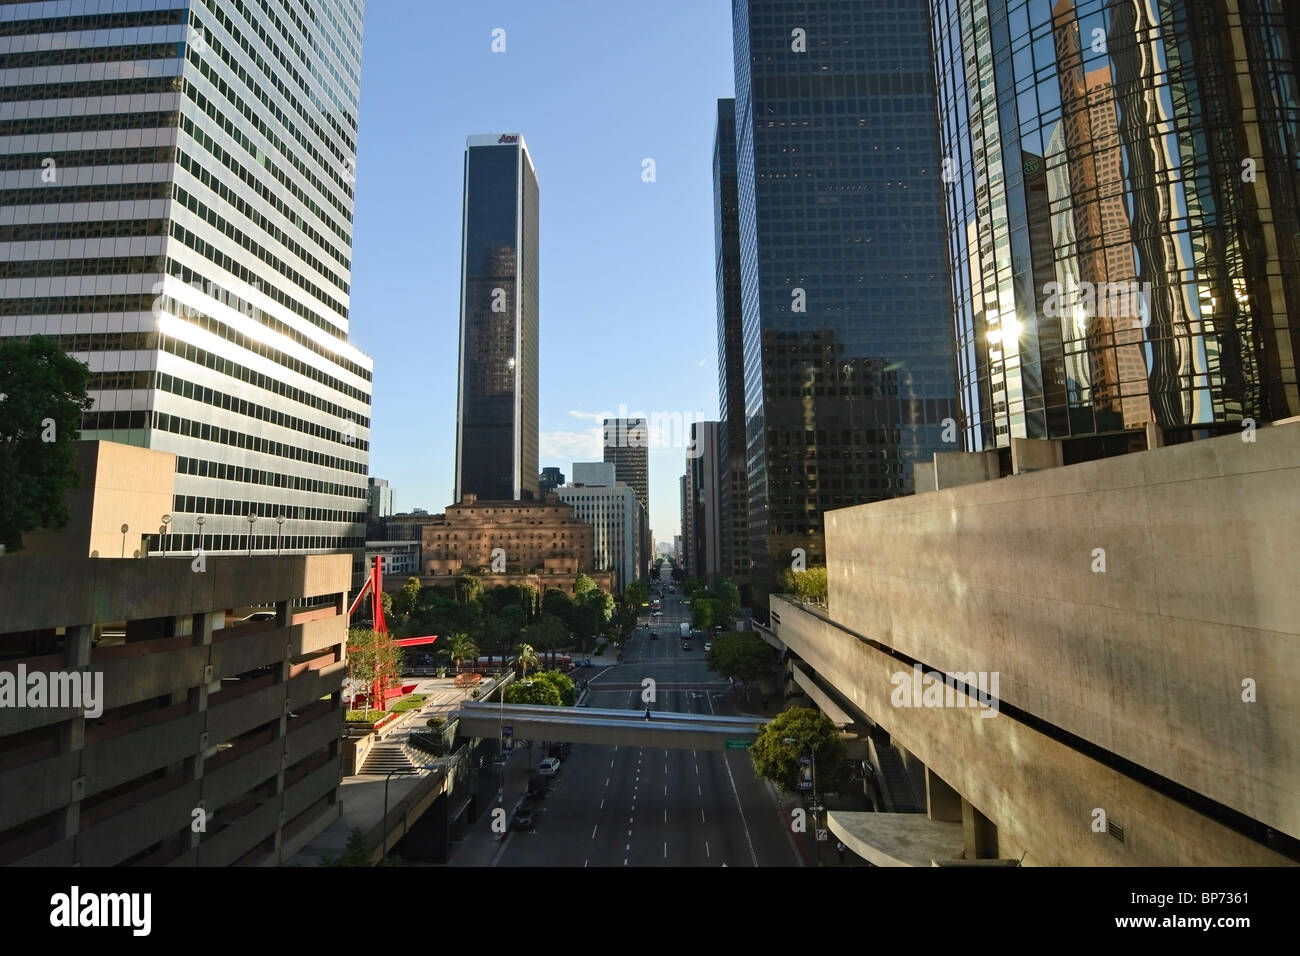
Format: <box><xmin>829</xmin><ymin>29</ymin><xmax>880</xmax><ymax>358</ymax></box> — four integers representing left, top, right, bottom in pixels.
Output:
<box><xmin>448</xmin><ymin>633</ymin><xmax>478</xmax><ymax>671</ymax></box>
<box><xmin>515</xmin><ymin>642</ymin><xmax>540</xmax><ymax>679</ymax></box>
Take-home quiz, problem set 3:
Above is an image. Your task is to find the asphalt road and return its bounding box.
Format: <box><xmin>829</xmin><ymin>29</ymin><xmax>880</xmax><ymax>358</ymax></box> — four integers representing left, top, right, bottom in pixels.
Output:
<box><xmin>496</xmin><ymin>585</ymin><xmax>800</xmax><ymax>866</ymax></box>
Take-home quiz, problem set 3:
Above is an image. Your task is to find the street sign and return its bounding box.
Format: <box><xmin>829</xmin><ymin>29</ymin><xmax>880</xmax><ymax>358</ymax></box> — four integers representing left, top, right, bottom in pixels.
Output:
<box><xmin>725</xmin><ymin>739</ymin><xmax>753</xmax><ymax>750</ymax></box>
<box><xmin>816</xmin><ymin>829</ymin><xmax>829</xmax><ymax>842</ymax></box>
<box><xmin>502</xmin><ymin>726</ymin><xmax>512</xmax><ymax>738</ymax></box>
<box><xmin>798</xmin><ymin>755</ymin><xmax>814</xmax><ymax>790</ymax></box>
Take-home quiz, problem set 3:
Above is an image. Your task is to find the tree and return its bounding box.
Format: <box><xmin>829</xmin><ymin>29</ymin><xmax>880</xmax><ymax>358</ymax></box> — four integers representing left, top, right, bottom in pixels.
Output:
<box><xmin>456</xmin><ymin>573</ymin><xmax>483</xmax><ymax>605</ymax></box>
<box><xmin>447</xmin><ymin>633</ymin><xmax>478</xmax><ymax>670</ymax></box>
<box><xmin>515</xmin><ymin>642</ymin><xmax>540</xmax><ymax>679</ymax></box>
<box><xmin>706</xmin><ymin>630</ymin><xmax>776</xmax><ymax>686</ymax></box>
<box><xmin>649</xmin><ymin>567</ymin><xmax>660</xmax><ymax>581</ymax></box>
<box><xmin>670</xmin><ymin>567</ymin><xmax>685</xmax><ymax>582</ymax></box>
<box><xmin>379</xmin><ymin>591</ymin><xmax>394</xmax><ymax>620</ymax></box>
<box><xmin>503</xmin><ymin>679</ymin><xmax>561</xmax><ymax>706</ymax></box>
<box><xmin>623</xmin><ymin>579</ymin><xmax>649</xmax><ymax>608</ymax></box>
<box><xmin>711</xmin><ymin>574</ymin><xmax>741</xmax><ymax>621</ymax></box>
<box><xmin>347</xmin><ymin>627</ymin><xmax>406</xmax><ymax>709</ymax></box>
<box><xmin>691</xmin><ymin>599</ymin><xmax>715</xmax><ymax>631</ymax></box>
<box><xmin>777</xmin><ymin>565</ymin><xmax>828</xmax><ymax>604</ymax></box>
<box><xmin>0</xmin><ymin>335</ymin><xmax>95</xmax><ymax>552</ymax></box>
<box><xmin>393</xmin><ymin>576</ymin><xmax>421</xmax><ymax>618</ymax></box>
<box><xmin>542</xmin><ymin>587</ymin><xmax>577</xmax><ymax>632</ymax></box>
<box><xmin>573</xmin><ymin>572</ymin><xmax>598</xmax><ymax>601</ymax></box>
<box><xmin>530</xmin><ymin>669</ymin><xmax>576</xmax><ymax>706</ymax></box>
<box><xmin>750</xmin><ymin>707</ymin><xmax>849</xmax><ymax>795</ymax></box>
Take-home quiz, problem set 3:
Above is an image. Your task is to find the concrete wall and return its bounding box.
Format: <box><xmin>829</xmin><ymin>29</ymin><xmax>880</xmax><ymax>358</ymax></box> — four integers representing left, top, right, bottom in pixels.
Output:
<box><xmin>824</xmin><ymin>422</ymin><xmax>1300</xmax><ymax>841</ymax></box>
<box><xmin>771</xmin><ymin>597</ymin><xmax>1291</xmax><ymax>865</ymax></box>
<box><xmin>20</xmin><ymin>441</ymin><xmax>175</xmax><ymax>558</ymax></box>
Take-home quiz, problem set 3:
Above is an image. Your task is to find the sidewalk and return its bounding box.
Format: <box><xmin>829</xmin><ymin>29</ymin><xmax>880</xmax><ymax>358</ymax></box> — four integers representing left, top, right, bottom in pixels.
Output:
<box><xmin>444</xmin><ymin>741</ymin><xmax>546</xmax><ymax>867</ymax></box>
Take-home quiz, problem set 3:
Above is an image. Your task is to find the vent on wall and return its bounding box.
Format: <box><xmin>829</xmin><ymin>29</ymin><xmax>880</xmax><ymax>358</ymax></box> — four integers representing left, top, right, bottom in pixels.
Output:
<box><xmin>1108</xmin><ymin>819</ymin><xmax>1125</xmax><ymax>843</ymax></box>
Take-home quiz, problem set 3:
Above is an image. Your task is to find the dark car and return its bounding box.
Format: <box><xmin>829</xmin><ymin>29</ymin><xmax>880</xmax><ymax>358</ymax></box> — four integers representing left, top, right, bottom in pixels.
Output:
<box><xmin>512</xmin><ymin>808</ymin><xmax>534</xmax><ymax>830</ymax></box>
<box><xmin>681</xmin><ymin>641</ymin><xmax>691</xmax><ymax>651</ymax></box>
<box><xmin>527</xmin><ymin>774</ymin><xmax>549</xmax><ymax>799</ymax></box>
<box><xmin>650</xmin><ymin>631</ymin><xmax>657</xmax><ymax>640</ymax></box>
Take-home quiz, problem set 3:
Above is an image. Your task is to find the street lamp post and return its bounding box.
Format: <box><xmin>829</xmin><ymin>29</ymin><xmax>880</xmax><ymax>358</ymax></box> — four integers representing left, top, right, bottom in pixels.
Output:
<box><xmin>382</xmin><ymin>765</ymin><xmax>441</xmax><ymax>863</ymax></box>
<box><xmin>276</xmin><ymin>514</ymin><xmax>285</xmax><ymax>554</ymax></box>
<box><xmin>195</xmin><ymin>515</ymin><xmax>205</xmax><ymax>553</ymax></box>
<box><xmin>120</xmin><ymin>523</ymin><xmax>129</xmax><ymax>558</ymax></box>
<box><xmin>786</xmin><ymin>736</ymin><xmax>821</xmax><ymax>866</ymax></box>
<box><xmin>160</xmin><ymin>514</ymin><xmax>170</xmax><ymax>556</ymax></box>
<box><xmin>246</xmin><ymin>513</ymin><xmax>257</xmax><ymax>555</ymax></box>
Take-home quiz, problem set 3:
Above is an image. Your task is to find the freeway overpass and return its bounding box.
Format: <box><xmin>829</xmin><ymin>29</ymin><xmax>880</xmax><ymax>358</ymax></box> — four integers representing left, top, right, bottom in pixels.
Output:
<box><xmin>451</xmin><ymin>701</ymin><xmax>766</xmax><ymax>751</ymax></box>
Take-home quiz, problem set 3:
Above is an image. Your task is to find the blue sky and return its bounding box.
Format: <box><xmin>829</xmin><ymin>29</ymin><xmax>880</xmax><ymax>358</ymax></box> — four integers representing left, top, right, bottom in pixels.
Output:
<box><xmin>349</xmin><ymin>2</ymin><xmax>735</xmax><ymax>542</ymax></box>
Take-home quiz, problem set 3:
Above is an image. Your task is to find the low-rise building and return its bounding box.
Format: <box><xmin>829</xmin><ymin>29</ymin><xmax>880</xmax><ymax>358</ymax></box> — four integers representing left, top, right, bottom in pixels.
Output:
<box><xmin>555</xmin><ymin>462</ymin><xmax>644</xmax><ymax>593</ymax></box>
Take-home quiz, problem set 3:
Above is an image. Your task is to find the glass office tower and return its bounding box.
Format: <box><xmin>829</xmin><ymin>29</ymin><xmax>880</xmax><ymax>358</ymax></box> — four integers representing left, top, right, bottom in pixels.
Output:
<box><xmin>455</xmin><ymin>133</ymin><xmax>540</xmax><ymax>503</ymax></box>
<box><xmin>932</xmin><ymin>0</ymin><xmax>1300</xmax><ymax>454</ymax></box>
<box><xmin>713</xmin><ymin>98</ymin><xmax>750</xmax><ymax>594</ymax></box>
<box><xmin>0</xmin><ymin>0</ymin><xmax>372</xmax><ymax>562</ymax></box>
<box><xmin>732</xmin><ymin>0</ymin><xmax>960</xmax><ymax>589</ymax></box>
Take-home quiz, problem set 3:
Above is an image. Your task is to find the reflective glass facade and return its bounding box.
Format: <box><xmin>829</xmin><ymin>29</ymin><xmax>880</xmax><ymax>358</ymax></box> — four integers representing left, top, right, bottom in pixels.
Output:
<box><xmin>0</xmin><ymin>0</ymin><xmax>372</xmax><ymax>560</ymax></box>
<box><xmin>714</xmin><ymin>98</ymin><xmax>750</xmax><ymax>589</ymax></box>
<box><xmin>455</xmin><ymin>135</ymin><xmax>540</xmax><ymax>503</ymax></box>
<box><xmin>732</xmin><ymin>0</ymin><xmax>959</xmax><ymax>585</ymax></box>
<box><xmin>933</xmin><ymin>0</ymin><xmax>1300</xmax><ymax>451</ymax></box>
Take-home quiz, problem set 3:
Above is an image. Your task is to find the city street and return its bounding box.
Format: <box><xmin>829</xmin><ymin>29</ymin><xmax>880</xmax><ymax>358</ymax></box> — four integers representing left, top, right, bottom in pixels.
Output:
<box><xmin>491</xmin><ymin>583</ymin><xmax>799</xmax><ymax>866</ymax></box>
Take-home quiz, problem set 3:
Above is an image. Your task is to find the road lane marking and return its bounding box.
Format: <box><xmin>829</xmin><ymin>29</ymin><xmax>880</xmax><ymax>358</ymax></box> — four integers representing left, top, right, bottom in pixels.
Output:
<box><xmin>605</xmin><ymin>777</ymin><xmax>609</xmax><ymax>787</ymax></box>
<box><xmin>591</xmin><ymin>825</ymin><xmax>598</xmax><ymax>839</ymax></box>
<box><xmin>600</xmin><ymin>799</ymin><xmax>604</xmax><ymax>809</ymax></box>
<box><xmin>698</xmin><ymin>785</ymin><xmax>702</xmax><ymax>796</ymax></box>
<box><xmin>706</xmin><ymin>841</ymin><xmax>710</xmax><ymax>858</ymax></box>
<box><xmin>663</xmin><ymin>809</ymin><xmax>667</xmax><ymax>823</ymax></box>
<box><xmin>709</xmin><ymin>689</ymin><xmax>760</xmax><ymax>867</ymax></box>
<box><xmin>701</xmin><ymin>809</ymin><xmax>706</xmax><ymax>824</ymax></box>
<box><xmin>663</xmin><ymin>842</ymin><xmax>668</xmax><ymax>859</ymax></box>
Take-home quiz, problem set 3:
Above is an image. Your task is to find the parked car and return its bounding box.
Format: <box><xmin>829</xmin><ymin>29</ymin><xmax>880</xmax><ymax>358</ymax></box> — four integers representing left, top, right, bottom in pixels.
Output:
<box><xmin>538</xmin><ymin>757</ymin><xmax>560</xmax><ymax>776</ymax></box>
<box><xmin>512</xmin><ymin>808</ymin><xmax>534</xmax><ymax>830</ymax></box>
<box><xmin>681</xmin><ymin>641</ymin><xmax>691</xmax><ymax>651</ymax></box>
<box><xmin>704</xmin><ymin>642</ymin><xmax>712</xmax><ymax>652</ymax></box>
<box><xmin>527</xmin><ymin>774</ymin><xmax>549</xmax><ymax>799</ymax></box>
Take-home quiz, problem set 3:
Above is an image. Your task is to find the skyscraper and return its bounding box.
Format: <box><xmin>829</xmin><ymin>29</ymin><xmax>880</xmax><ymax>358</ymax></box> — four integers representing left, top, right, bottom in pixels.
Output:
<box><xmin>455</xmin><ymin>133</ymin><xmax>540</xmax><ymax>503</ymax></box>
<box><xmin>0</xmin><ymin>0</ymin><xmax>372</xmax><ymax>564</ymax></box>
<box><xmin>931</xmin><ymin>0</ymin><xmax>1300</xmax><ymax>453</ymax></box>
<box><xmin>731</xmin><ymin>0</ymin><xmax>959</xmax><ymax>596</ymax></box>
<box><xmin>713</xmin><ymin>98</ymin><xmax>750</xmax><ymax>595</ymax></box>
<box><xmin>686</xmin><ymin>421</ymin><xmax>722</xmax><ymax>581</ymax></box>
<box><xmin>538</xmin><ymin>466</ymin><xmax>565</xmax><ymax>495</ymax></box>
<box><xmin>603</xmin><ymin>416</ymin><xmax>649</xmax><ymax>576</ymax></box>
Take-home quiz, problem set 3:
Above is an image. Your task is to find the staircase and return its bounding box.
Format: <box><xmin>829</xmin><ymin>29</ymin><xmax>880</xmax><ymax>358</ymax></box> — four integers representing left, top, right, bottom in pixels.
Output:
<box><xmin>359</xmin><ymin>737</ymin><xmax>430</xmax><ymax>776</ymax></box>
<box><xmin>874</xmin><ymin>743</ymin><xmax>923</xmax><ymax>813</ymax></box>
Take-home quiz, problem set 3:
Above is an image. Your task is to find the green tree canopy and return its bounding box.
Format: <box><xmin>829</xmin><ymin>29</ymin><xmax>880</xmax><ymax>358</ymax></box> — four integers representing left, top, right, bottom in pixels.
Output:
<box><xmin>682</xmin><ymin>576</ymin><xmax>702</xmax><ymax>597</ymax></box>
<box><xmin>710</xmin><ymin>575</ymin><xmax>741</xmax><ymax>620</ymax></box>
<box><xmin>750</xmin><ymin>707</ymin><xmax>849</xmax><ymax>795</ymax></box>
<box><xmin>0</xmin><ymin>335</ymin><xmax>94</xmax><ymax>552</ymax></box>
<box><xmin>347</xmin><ymin>627</ymin><xmax>405</xmax><ymax>706</ymax></box>
<box><xmin>623</xmin><ymin>579</ymin><xmax>649</xmax><ymax>608</ymax></box>
<box><xmin>503</xmin><ymin>679</ymin><xmax>562</xmax><ymax>706</ymax></box>
<box><xmin>777</xmin><ymin>565</ymin><xmax>828</xmax><ymax>604</ymax></box>
<box><xmin>706</xmin><ymin>630</ymin><xmax>775</xmax><ymax>683</ymax></box>
<box><xmin>530</xmin><ymin>669</ymin><xmax>576</xmax><ymax>706</ymax></box>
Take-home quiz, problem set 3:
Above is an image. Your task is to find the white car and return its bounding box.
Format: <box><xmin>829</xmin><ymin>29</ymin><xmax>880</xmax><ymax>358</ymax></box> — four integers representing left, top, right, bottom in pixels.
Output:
<box><xmin>704</xmin><ymin>642</ymin><xmax>712</xmax><ymax>652</ymax></box>
<box><xmin>538</xmin><ymin>757</ymin><xmax>560</xmax><ymax>776</ymax></box>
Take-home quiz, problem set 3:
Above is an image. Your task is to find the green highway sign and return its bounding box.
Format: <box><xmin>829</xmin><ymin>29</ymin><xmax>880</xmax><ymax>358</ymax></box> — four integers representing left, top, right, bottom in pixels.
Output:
<box><xmin>725</xmin><ymin>739</ymin><xmax>754</xmax><ymax>750</ymax></box>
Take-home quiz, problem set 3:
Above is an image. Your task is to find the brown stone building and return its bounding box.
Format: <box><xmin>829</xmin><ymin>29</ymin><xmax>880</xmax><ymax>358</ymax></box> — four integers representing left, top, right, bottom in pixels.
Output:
<box><xmin>417</xmin><ymin>494</ymin><xmax>606</xmax><ymax>595</ymax></box>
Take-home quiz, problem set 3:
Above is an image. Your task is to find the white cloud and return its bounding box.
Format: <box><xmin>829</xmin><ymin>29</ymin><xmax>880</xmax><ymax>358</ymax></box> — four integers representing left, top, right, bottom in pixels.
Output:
<box><xmin>567</xmin><ymin>409</ymin><xmax>607</xmax><ymax>422</ymax></box>
<box><xmin>540</xmin><ymin>428</ymin><xmax>602</xmax><ymax>462</ymax></box>
<box><xmin>696</xmin><ymin>358</ymin><xmax>706</xmax><ymax>367</ymax></box>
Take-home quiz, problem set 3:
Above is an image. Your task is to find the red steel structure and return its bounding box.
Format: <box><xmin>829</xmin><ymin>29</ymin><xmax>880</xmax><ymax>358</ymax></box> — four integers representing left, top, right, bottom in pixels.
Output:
<box><xmin>346</xmin><ymin>556</ymin><xmax>437</xmax><ymax>707</ymax></box>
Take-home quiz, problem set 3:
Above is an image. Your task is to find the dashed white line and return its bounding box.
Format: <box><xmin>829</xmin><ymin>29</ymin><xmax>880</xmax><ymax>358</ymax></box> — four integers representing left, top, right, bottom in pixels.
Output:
<box><xmin>701</xmin><ymin>808</ymin><xmax>706</xmax><ymax>824</ymax></box>
<box><xmin>599</xmin><ymin>799</ymin><xmax>604</xmax><ymax>810</ymax></box>
<box><xmin>663</xmin><ymin>842</ymin><xmax>668</xmax><ymax>859</ymax></box>
<box><xmin>705</xmin><ymin>841</ymin><xmax>710</xmax><ymax>858</ymax></box>
<box><xmin>605</xmin><ymin>777</ymin><xmax>609</xmax><ymax>787</ymax></box>
<box><xmin>591</xmin><ymin>825</ymin><xmax>598</xmax><ymax>840</ymax></box>
<box><xmin>663</xmin><ymin>809</ymin><xmax>667</xmax><ymax>823</ymax></box>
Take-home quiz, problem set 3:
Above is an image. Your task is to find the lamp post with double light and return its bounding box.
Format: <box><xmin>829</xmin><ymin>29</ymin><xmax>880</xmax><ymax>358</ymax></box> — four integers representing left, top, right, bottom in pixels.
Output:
<box><xmin>786</xmin><ymin>735</ymin><xmax>822</xmax><ymax>866</ymax></box>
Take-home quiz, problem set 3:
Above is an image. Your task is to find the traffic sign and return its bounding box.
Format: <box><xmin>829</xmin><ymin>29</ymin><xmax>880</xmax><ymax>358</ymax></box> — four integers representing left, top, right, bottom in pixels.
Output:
<box><xmin>502</xmin><ymin>726</ymin><xmax>513</xmax><ymax>738</ymax></box>
<box><xmin>725</xmin><ymin>739</ymin><xmax>753</xmax><ymax>750</ymax></box>
<box><xmin>816</xmin><ymin>829</ymin><xmax>829</xmax><ymax>842</ymax></box>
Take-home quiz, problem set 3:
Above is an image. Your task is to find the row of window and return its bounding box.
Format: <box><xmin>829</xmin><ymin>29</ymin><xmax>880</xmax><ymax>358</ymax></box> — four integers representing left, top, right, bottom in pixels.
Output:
<box><xmin>0</xmin><ymin>9</ymin><xmax>187</xmax><ymax>38</ymax></box>
<box><xmin>0</xmin><ymin>253</ymin><xmax>163</xmax><ymax>279</ymax></box>
<box><xmin>0</xmin><ymin>179</ymin><xmax>172</xmax><ymax>208</ymax></box>
<box><xmin>189</xmin><ymin>13</ymin><xmax>354</xmax><ymax>212</ymax></box>
<box><xmin>157</xmin><ymin>532</ymin><xmax>362</xmax><ymax>553</ymax></box>
<box><xmin>172</xmin><ymin>493</ymin><xmax>363</xmax><ymax>525</ymax></box>
<box><xmin>176</xmin><ymin>96</ymin><xmax>348</xmax><ymax>269</ymax></box>
<box><xmin>177</xmin><ymin>454</ymin><xmax>365</xmax><ymax>501</ymax></box>
<box><xmin>0</xmin><ymin>217</ymin><xmax>165</xmax><ymax>243</ymax></box>
<box><xmin>156</xmin><ymin>369</ymin><xmax>367</xmax><ymax>452</ymax></box>
<box><xmin>0</xmin><ymin>41</ymin><xmax>178</xmax><ymax>71</ymax></box>
<box><xmin>161</xmin><ymin>264</ymin><xmax>370</xmax><ymax>382</ymax></box>
<box><xmin>0</xmin><ymin>74</ymin><xmax>180</xmax><ymax>105</ymax></box>
<box><xmin>155</xmin><ymin>408</ymin><xmax>365</xmax><ymax>477</ymax></box>
<box><xmin>0</xmin><ymin>108</ymin><xmax>178</xmax><ymax>139</ymax></box>
<box><xmin>0</xmin><ymin>143</ymin><xmax>174</xmax><ymax>173</ymax></box>
<box><xmin>174</xmin><ymin>150</ymin><xmax>347</xmax><ymax>331</ymax></box>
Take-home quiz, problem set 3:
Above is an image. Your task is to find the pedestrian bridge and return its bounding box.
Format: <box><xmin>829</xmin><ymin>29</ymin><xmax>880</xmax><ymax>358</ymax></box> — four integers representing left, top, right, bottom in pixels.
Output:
<box><xmin>450</xmin><ymin>702</ymin><xmax>766</xmax><ymax>751</ymax></box>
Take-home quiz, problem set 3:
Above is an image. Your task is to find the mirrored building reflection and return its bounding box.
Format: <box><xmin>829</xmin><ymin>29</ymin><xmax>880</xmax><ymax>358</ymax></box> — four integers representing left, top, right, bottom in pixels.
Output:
<box><xmin>932</xmin><ymin>0</ymin><xmax>1300</xmax><ymax>455</ymax></box>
